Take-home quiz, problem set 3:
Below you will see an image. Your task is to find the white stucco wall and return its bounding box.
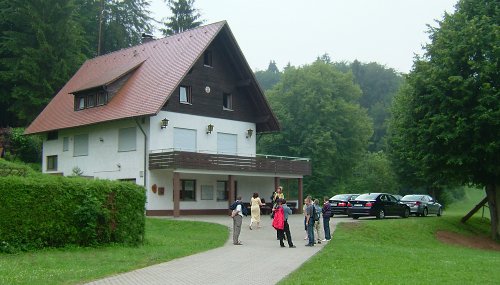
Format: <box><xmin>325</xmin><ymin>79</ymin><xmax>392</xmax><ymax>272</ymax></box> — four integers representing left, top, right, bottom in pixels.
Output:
<box><xmin>149</xmin><ymin>111</ymin><xmax>256</xmax><ymax>156</ymax></box>
<box><xmin>42</xmin><ymin>118</ymin><xmax>149</xmax><ymax>185</ymax></box>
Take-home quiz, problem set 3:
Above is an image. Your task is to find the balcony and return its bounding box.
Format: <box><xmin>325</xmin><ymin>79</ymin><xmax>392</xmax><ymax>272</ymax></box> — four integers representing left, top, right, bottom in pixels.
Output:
<box><xmin>149</xmin><ymin>150</ymin><xmax>311</xmax><ymax>176</ymax></box>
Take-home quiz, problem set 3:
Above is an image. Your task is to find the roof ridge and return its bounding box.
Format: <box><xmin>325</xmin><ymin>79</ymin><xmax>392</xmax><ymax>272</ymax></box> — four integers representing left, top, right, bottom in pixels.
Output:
<box><xmin>87</xmin><ymin>21</ymin><xmax>227</xmax><ymax>62</ymax></box>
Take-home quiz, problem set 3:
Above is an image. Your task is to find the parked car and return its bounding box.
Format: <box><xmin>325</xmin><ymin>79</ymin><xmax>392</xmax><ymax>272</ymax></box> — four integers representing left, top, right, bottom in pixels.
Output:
<box><xmin>348</xmin><ymin>193</ymin><xmax>410</xmax><ymax>219</ymax></box>
<box><xmin>400</xmin><ymin>194</ymin><xmax>443</xmax><ymax>217</ymax></box>
<box><xmin>393</xmin><ymin>194</ymin><xmax>403</xmax><ymax>201</ymax></box>
<box><xmin>329</xmin><ymin>194</ymin><xmax>360</xmax><ymax>216</ymax></box>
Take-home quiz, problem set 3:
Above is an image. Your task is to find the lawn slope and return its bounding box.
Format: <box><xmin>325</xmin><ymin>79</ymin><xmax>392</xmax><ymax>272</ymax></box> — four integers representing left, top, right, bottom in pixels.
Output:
<box><xmin>280</xmin><ymin>188</ymin><xmax>500</xmax><ymax>285</ymax></box>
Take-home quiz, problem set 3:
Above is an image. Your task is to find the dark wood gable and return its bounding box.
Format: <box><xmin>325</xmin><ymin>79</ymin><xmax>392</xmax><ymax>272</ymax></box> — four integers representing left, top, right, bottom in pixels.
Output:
<box><xmin>163</xmin><ymin>29</ymin><xmax>277</xmax><ymax>132</ymax></box>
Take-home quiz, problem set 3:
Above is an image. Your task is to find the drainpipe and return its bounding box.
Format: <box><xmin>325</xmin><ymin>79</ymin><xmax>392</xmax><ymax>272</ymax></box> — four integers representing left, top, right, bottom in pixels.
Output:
<box><xmin>134</xmin><ymin>117</ymin><xmax>147</xmax><ymax>188</ymax></box>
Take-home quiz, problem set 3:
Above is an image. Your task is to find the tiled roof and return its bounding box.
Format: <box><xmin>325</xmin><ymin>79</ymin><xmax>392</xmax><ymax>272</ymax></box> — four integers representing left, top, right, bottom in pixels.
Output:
<box><xmin>25</xmin><ymin>22</ymin><xmax>227</xmax><ymax>134</ymax></box>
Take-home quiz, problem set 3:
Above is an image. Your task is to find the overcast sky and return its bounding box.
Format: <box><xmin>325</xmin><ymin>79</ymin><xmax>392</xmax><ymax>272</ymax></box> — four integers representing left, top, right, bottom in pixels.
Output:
<box><xmin>149</xmin><ymin>0</ymin><xmax>458</xmax><ymax>73</ymax></box>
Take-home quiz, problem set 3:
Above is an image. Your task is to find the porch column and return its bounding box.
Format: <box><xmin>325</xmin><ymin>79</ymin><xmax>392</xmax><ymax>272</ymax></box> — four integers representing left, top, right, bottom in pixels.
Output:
<box><xmin>173</xmin><ymin>172</ymin><xmax>180</xmax><ymax>217</ymax></box>
<box><xmin>228</xmin><ymin>175</ymin><xmax>235</xmax><ymax>204</ymax></box>
<box><xmin>298</xmin><ymin>177</ymin><xmax>303</xmax><ymax>214</ymax></box>
<box><xmin>274</xmin><ymin>177</ymin><xmax>280</xmax><ymax>191</ymax></box>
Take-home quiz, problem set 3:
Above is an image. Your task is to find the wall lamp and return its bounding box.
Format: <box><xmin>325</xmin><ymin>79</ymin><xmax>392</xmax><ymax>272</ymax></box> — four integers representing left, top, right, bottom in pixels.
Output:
<box><xmin>246</xmin><ymin>129</ymin><xmax>254</xmax><ymax>138</ymax></box>
<box><xmin>206</xmin><ymin>124</ymin><xmax>214</xmax><ymax>134</ymax></box>
<box><xmin>160</xmin><ymin>118</ymin><xmax>169</xmax><ymax>129</ymax></box>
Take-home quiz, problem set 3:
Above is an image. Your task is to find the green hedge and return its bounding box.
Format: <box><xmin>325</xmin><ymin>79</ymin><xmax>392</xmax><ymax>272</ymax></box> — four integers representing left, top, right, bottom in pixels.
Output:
<box><xmin>0</xmin><ymin>175</ymin><xmax>146</xmax><ymax>253</ymax></box>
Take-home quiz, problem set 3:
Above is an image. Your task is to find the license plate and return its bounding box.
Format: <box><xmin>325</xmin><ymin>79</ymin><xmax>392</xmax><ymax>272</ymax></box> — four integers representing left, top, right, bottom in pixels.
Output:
<box><xmin>354</xmin><ymin>204</ymin><xmax>363</xmax><ymax>207</ymax></box>
<box><xmin>331</xmin><ymin>203</ymin><xmax>337</xmax><ymax>206</ymax></box>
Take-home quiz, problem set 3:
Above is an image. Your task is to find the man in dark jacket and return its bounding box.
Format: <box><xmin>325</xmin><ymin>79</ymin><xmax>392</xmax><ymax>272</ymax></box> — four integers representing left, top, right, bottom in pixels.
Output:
<box><xmin>322</xmin><ymin>196</ymin><xmax>332</xmax><ymax>241</ymax></box>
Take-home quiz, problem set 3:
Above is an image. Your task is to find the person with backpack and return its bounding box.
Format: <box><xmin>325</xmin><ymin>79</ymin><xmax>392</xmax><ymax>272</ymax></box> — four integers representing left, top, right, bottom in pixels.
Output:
<box><xmin>313</xmin><ymin>199</ymin><xmax>324</xmax><ymax>244</ymax></box>
<box><xmin>304</xmin><ymin>196</ymin><xmax>315</xmax><ymax>246</ymax></box>
<box><xmin>230</xmin><ymin>196</ymin><xmax>245</xmax><ymax>245</ymax></box>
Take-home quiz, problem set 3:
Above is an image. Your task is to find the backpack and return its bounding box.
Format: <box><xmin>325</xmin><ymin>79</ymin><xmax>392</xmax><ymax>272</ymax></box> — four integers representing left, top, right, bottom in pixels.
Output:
<box><xmin>313</xmin><ymin>205</ymin><xmax>321</xmax><ymax>221</ymax></box>
<box><xmin>230</xmin><ymin>201</ymin><xmax>248</xmax><ymax>216</ymax></box>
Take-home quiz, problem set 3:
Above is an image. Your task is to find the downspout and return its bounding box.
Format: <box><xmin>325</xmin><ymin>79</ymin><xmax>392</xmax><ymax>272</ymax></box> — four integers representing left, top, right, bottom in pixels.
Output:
<box><xmin>134</xmin><ymin>117</ymin><xmax>147</xmax><ymax>188</ymax></box>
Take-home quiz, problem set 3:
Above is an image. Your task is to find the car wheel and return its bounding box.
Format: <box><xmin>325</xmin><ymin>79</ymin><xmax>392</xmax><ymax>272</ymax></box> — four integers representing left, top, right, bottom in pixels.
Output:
<box><xmin>402</xmin><ymin>207</ymin><xmax>410</xmax><ymax>218</ymax></box>
<box><xmin>437</xmin><ymin>207</ymin><xmax>443</xmax><ymax>217</ymax></box>
<box><xmin>422</xmin><ymin>208</ymin><xmax>428</xmax><ymax>217</ymax></box>
<box><xmin>376</xmin><ymin>209</ymin><xmax>385</xmax><ymax>219</ymax></box>
<box><xmin>352</xmin><ymin>215</ymin><xmax>359</xmax><ymax>220</ymax></box>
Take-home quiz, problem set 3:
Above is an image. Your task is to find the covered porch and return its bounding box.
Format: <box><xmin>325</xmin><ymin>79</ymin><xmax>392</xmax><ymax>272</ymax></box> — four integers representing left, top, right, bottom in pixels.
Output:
<box><xmin>147</xmin><ymin>150</ymin><xmax>311</xmax><ymax>217</ymax></box>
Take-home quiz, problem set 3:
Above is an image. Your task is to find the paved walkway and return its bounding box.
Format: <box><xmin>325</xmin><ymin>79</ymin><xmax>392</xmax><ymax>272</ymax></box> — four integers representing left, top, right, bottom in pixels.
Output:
<box><xmin>85</xmin><ymin>214</ymin><xmax>350</xmax><ymax>285</ymax></box>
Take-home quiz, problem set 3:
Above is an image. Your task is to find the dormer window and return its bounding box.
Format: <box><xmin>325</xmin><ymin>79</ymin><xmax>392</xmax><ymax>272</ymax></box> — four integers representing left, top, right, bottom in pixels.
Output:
<box><xmin>204</xmin><ymin>50</ymin><xmax>212</xmax><ymax>67</ymax></box>
<box><xmin>74</xmin><ymin>91</ymin><xmax>108</xmax><ymax>111</ymax></box>
<box><xmin>97</xmin><ymin>91</ymin><xmax>107</xmax><ymax>106</ymax></box>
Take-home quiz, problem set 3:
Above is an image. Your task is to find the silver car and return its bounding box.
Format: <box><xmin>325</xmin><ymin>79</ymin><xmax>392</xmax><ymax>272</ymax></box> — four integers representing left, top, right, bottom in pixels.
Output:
<box><xmin>400</xmin><ymin>194</ymin><xmax>443</xmax><ymax>217</ymax></box>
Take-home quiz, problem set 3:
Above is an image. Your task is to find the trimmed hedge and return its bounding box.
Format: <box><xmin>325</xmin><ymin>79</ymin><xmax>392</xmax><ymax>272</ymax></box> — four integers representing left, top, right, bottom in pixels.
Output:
<box><xmin>0</xmin><ymin>175</ymin><xmax>146</xmax><ymax>253</ymax></box>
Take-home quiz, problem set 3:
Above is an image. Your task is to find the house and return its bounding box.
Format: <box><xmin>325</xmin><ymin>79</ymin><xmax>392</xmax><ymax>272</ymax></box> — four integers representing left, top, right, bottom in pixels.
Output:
<box><xmin>25</xmin><ymin>21</ymin><xmax>311</xmax><ymax>216</ymax></box>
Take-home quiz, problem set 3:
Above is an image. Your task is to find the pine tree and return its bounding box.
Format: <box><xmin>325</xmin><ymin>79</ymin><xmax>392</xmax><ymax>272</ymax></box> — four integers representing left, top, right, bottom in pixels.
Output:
<box><xmin>161</xmin><ymin>0</ymin><xmax>204</xmax><ymax>36</ymax></box>
<box><xmin>0</xmin><ymin>0</ymin><xmax>87</xmax><ymax>126</ymax></box>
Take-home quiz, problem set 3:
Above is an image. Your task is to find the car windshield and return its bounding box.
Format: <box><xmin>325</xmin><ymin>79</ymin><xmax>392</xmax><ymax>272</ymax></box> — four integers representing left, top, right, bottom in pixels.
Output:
<box><xmin>331</xmin><ymin>195</ymin><xmax>349</xmax><ymax>200</ymax></box>
<box><xmin>355</xmin><ymin>193</ymin><xmax>379</xmax><ymax>200</ymax></box>
<box><xmin>401</xmin><ymin>195</ymin><xmax>423</xmax><ymax>201</ymax></box>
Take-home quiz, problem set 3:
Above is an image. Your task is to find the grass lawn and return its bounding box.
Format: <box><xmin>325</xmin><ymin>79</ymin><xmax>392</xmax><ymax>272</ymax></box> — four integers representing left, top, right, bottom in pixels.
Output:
<box><xmin>280</xmin><ymin>188</ymin><xmax>500</xmax><ymax>285</ymax></box>
<box><xmin>0</xmin><ymin>218</ymin><xmax>228</xmax><ymax>285</ymax></box>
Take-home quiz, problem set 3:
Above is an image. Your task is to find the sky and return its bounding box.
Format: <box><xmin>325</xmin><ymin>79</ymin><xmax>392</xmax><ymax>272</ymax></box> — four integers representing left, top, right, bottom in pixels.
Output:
<box><xmin>149</xmin><ymin>0</ymin><xmax>459</xmax><ymax>73</ymax></box>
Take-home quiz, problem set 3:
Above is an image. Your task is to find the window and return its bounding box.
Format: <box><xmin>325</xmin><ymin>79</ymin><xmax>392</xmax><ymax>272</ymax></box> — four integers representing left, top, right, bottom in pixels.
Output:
<box><xmin>223</xmin><ymin>93</ymin><xmax>232</xmax><ymax>110</ymax></box>
<box><xmin>179</xmin><ymin>86</ymin><xmax>192</xmax><ymax>104</ymax></box>
<box><xmin>47</xmin><ymin>131</ymin><xmax>58</xmax><ymax>141</ymax></box>
<box><xmin>97</xmin><ymin>91</ymin><xmax>107</xmax><ymax>106</ymax></box>
<box><xmin>119</xmin><ymin>178</ymin><xmax>137</xmax><ymax>183</ymax></box>
<box><xmin>180</xmin><ymin>179</ymin><xmax>196</xmax><ymax>201</ymax></box>
<box><xmin>46</xmin><ymin>155</ymin><xmax>58</xmax><ymax>171</ymax></box>
<box><xmin>203</xmin><ymin>50</ymin><xmax>212</xmax><ymax>67</ymax></box>
<box><xmin>118</xmin><ymin>127</ymin><xmax>137</xmax><ymax>152</ymax></box>
<box><xmin>201</xmin><ymin>185</ymin><xmax>214</xmax><ymax>200</ymax></box>
<box><xmin>75</xmin><ymin>91</ymin><xmax>107</xmax><ymax>111</ymax></box>
<box><xmin>62</xmin><ymin>137</ymin><xmax>69</xmax><ymax>151</ymax></box>
<box><xmin>76</xmin><ymin>97</ymin><xmax>85</xmax><ymax>110</ymax></box>
<box><xmin>217</xmin><ymin>133</ymin><xmax>237</xmax><ymax>155</ymax></box>
<box><xmin>74</xmin><ymin>134</ymin><xmax>89</xmax><ymax>156</ymax></box>
<box><xmin>217</xmin><ymin>181</ymin><xmax>228</xmax><ymax>201</ymax></box>
<box><xmin>174</xmin><ymin>128</ymin><xmax>197</xmax><ymax>152</ymax></box>
<box><xmin>87</xmin><ymin>94</ymin><xmax>96</xmax><ymax>108</ymax></box>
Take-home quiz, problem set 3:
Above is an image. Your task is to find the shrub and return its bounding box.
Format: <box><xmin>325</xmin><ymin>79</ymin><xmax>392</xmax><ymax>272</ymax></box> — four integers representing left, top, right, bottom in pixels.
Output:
<box><xmin>0</xmin><ymin>175</ymin><xmax>145</xmax><ymax>252</ymax></box>
<box><xmin>3</xmin><ymin>128</ymin><xmax>42</xmax><ymax>163</ymax></box>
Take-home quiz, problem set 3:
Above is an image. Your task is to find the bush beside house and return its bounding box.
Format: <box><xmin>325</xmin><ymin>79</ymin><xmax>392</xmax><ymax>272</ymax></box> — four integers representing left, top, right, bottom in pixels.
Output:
<box><xmin>0</xmin><ymin>172</ymin><xmax>146</xmax><ymax>253</ymax></box>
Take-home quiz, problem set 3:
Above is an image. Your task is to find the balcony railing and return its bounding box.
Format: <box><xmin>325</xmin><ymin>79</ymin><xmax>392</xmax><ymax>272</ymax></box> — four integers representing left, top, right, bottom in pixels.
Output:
<box><xmin>149</xmin><ymin>150</ymin><xmax>311</xmax><ymax>176</ymax></box>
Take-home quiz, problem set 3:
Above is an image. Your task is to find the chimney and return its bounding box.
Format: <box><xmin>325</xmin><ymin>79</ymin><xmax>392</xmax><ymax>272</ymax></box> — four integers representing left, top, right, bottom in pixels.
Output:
<box><xmin>141</xmin><ymin>33</ymin><xmax>154</xmax><ymax>44</ymax></box>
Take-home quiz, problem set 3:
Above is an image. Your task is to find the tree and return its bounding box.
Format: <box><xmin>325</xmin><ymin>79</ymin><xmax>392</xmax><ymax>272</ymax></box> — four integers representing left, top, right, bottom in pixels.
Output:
<box><xmin>259</xmin><ymin>61</ymin><xmax>373</xmax><ymax>198</ymax></box>
<box><xmin>391</xmin><ymin>0</ymin><xmax>499</xmax><ymax>239</ymax></box>
<box><xmin>0</xmin><ymin>0</ymin><xmax>87</xmax><ymax>126</ymax></box>
<box><xmin>342</xmin><ymin>151</ymin><xmax>399</xmax><ymax>194</ymax></box>
<box><xmin>350</xmin><ymin>60</ymin><xmax>404</xmax><ymax>152</ymax></box>
<box><xmin>255</xmin><ymin>60</ymin><xmax>281</xmax><ymax>91</ymax></box>
<box><xmin>75</xmin><ymin>0</ymin><xmax>153</xmax><ymax>57</ymax></box>
<box><xmin>161</xmin><ymin>0</ymin><xmax>203</xmax><ymax>36</ymax></box>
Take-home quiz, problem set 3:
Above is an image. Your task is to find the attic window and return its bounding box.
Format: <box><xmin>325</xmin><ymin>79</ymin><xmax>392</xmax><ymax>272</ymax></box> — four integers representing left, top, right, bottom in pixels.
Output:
<box><xmin>204</xmin><ymin>50</ymin><xmax>212</xmax><ymax>67</ymax></box>
<box><xmin>74</xmin><ymin>91</ymin><xmax>108</xmax><ymax>111</ymax></box>
<box><xmin>179</xmin><ymin>86</ymin><xmax>192</xmax><ymax>104</ymax></box>
<box><xmin>223</xmin><ymin>93</ymin><xmax>232</xmax><ymax>110</ymax></box>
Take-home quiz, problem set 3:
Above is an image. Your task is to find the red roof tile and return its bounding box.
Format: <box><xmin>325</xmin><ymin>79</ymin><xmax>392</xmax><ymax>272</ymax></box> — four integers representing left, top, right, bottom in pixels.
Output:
<box><xmin>25</xmin><ymin>21</ymin><xmax>226</xmax><ymax>134</ymax></box>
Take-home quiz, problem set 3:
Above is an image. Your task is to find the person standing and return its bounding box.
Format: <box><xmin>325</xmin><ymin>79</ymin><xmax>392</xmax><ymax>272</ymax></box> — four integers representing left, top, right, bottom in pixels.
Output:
<box><xmin>272</xmin><ymin>186</ymin><xmax>285</xmax><ymax>208</ymax></box>
<box><xmin>249</xmin><ymin>192</ymin><xmax>263</xmax><ymax>230</ymax></box>
<box><xmin>313</xmin><ymin>199</ymin><xmax>323</xmax><ymax>244</ymax></box>
<box><xmin>305</xmin><ymin>196</ymin><xmax>315</xmax><ymax>246</ymax></box>
<box><xmin>322</xmin><ymin>196</ymin><xmax>332</xmax><ymax>241</ymax></box>
<box><xmin>272</xmin><ymin>199</ymin><xmax>286</xmax><ymax>247</ymax></box>
<box><xmin>231</xmin><ymin>196</ymin><xmax>244</xmax><ymax>245</ymax></box>
<box><xmin>303</xmin><ymin>198</ymin><xmax>308</xmax><ymax>240</ymax></box>
<box><xmin>282</xmin><ymin>199</ymin><xmax>296</xmax><ymax>248</ymax></box>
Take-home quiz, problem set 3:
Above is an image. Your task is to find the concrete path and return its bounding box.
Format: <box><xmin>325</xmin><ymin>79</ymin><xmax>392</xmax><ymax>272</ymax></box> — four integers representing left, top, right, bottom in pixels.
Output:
<box><xmin>85</xmin><ymin>214</ymin><xmax>351</xmax><ymax>285</ymax></box>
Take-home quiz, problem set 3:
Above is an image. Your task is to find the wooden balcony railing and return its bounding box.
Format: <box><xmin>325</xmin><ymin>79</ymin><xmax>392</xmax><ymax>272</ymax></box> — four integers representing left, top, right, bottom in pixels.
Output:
<box><xmin>149</xmin><ymin>151</ymin><xmax>311</xmax><ymax>176</ymax></box>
